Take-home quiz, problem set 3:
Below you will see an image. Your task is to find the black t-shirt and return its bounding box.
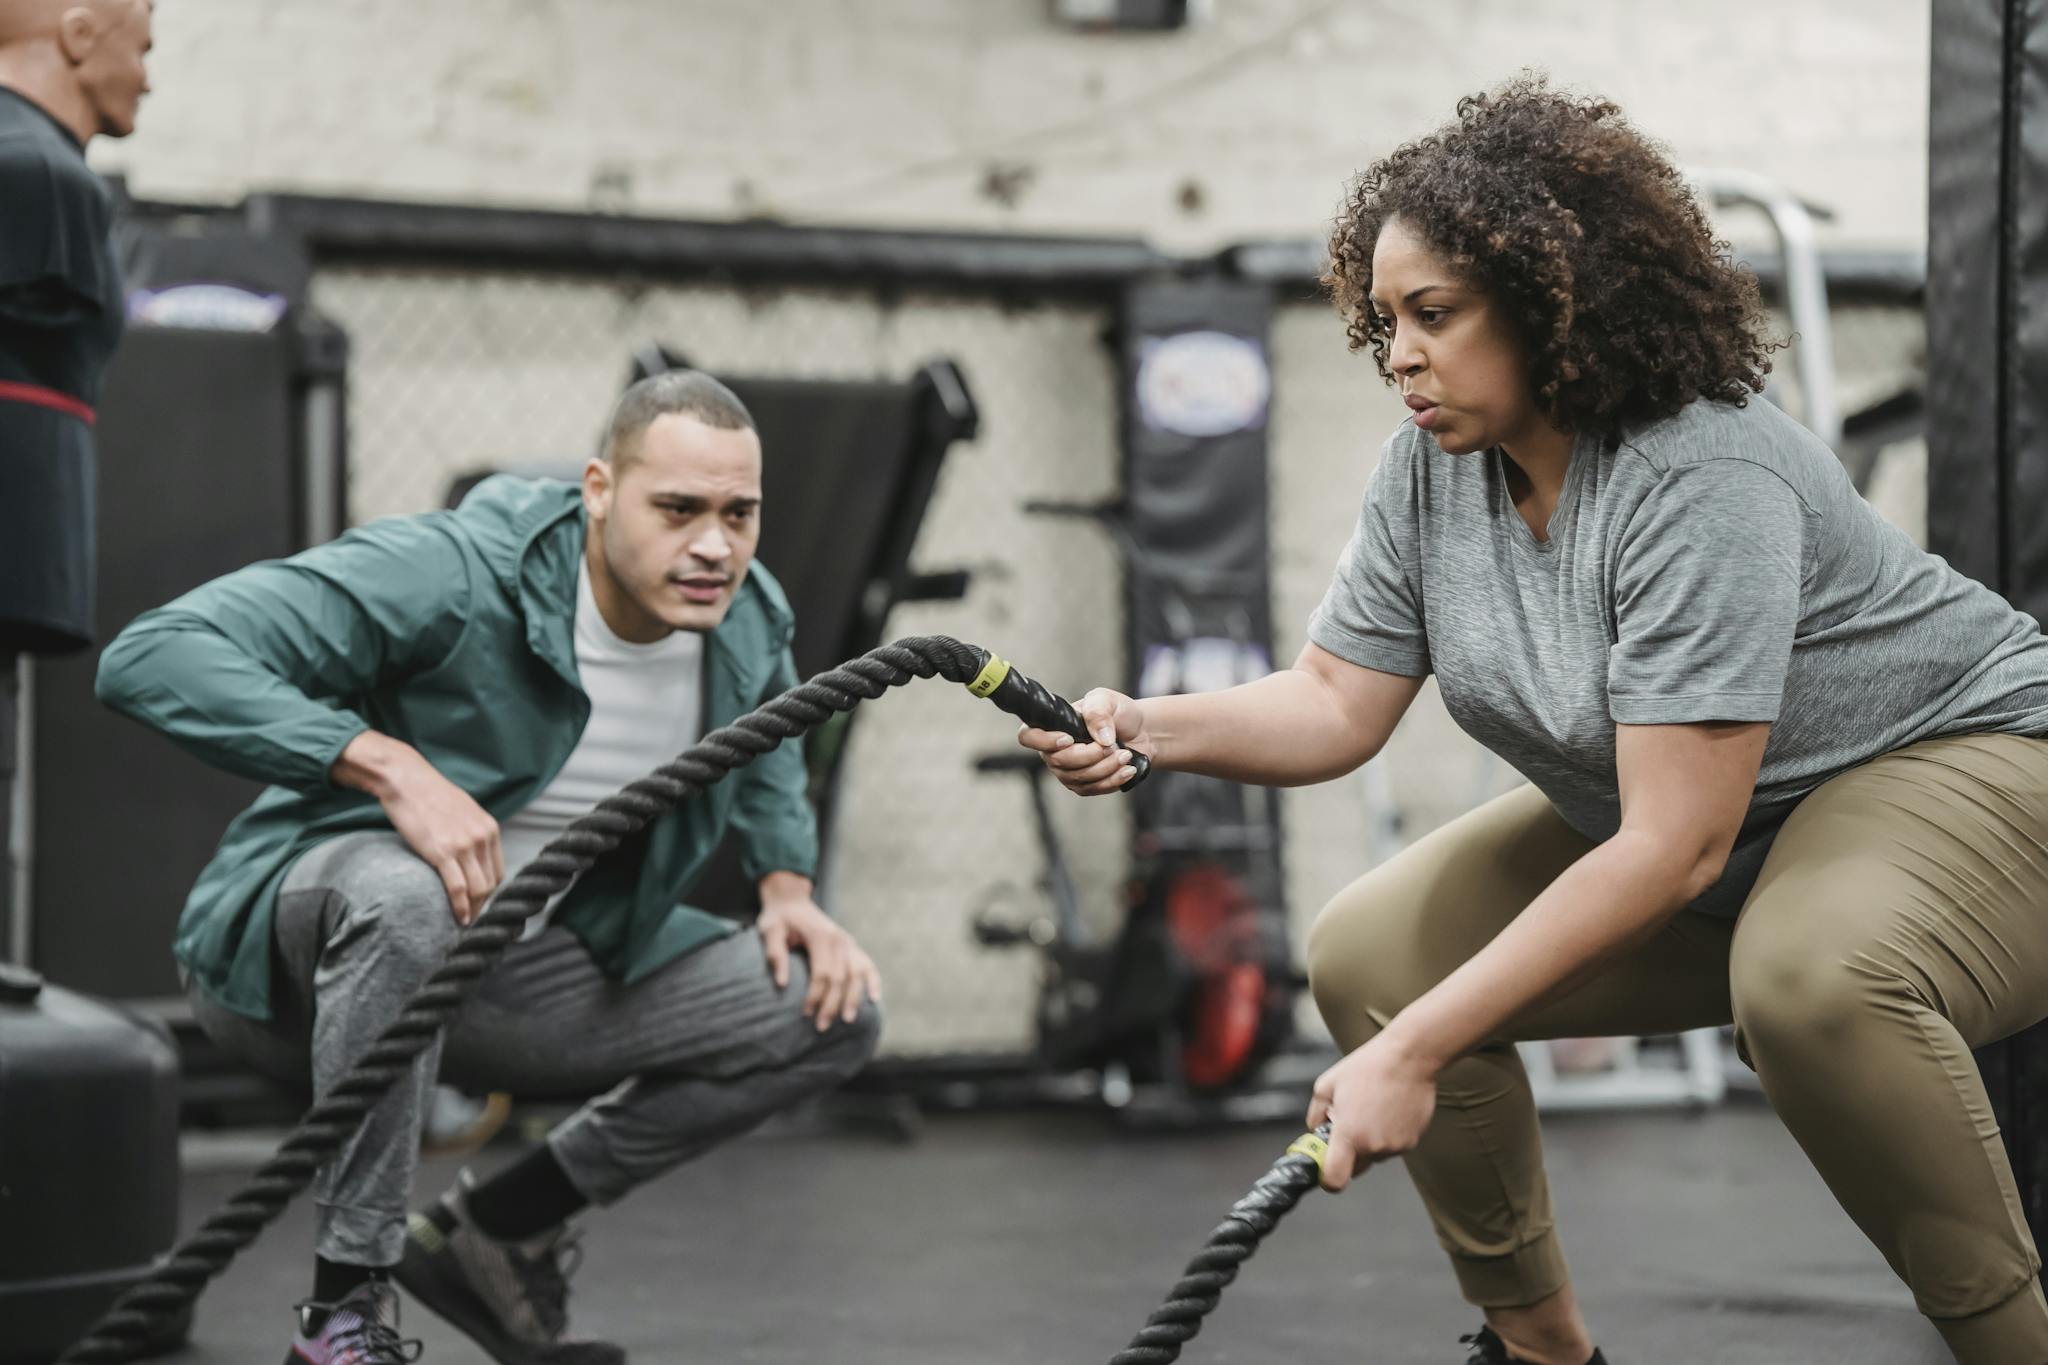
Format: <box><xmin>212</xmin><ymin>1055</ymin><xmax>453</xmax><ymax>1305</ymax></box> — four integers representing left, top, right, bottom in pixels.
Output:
<box><xmin>0</xmin><ymin>85</ymin><xmax>125</xmax><ymax>655</ymax></box>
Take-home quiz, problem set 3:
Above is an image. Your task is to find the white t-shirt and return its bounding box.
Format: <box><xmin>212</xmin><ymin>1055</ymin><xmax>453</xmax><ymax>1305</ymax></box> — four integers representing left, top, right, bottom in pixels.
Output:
<box><xmin>496</xmin><ymin>558</ymin><xmax>705</xmax><ymax>927</ymax></box>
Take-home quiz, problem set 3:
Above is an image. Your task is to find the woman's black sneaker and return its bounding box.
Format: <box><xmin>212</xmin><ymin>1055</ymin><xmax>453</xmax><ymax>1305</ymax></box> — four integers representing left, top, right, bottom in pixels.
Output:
<box><xmin>1460</xmin><ymin>1324</ymin><xmax>1609</xmax><ymax>1365</ymax></box>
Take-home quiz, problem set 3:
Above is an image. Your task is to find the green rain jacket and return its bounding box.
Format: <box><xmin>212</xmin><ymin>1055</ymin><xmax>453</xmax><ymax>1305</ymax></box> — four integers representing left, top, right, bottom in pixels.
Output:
<box><xmin>95</xmin><ymin>476</ymin><xmax>818</xmax><ymax>1021</ymax></box>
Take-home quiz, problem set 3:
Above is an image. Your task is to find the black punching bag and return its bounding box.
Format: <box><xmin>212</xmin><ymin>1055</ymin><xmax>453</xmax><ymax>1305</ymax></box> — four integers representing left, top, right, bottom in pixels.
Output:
<box><xmin>0</xmin><ymin>964</ymin><xmax>185</xmax><ymax>1360</ymax></box>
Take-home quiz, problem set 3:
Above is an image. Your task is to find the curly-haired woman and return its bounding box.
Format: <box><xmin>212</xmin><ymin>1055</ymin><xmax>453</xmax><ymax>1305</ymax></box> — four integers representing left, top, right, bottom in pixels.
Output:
<box><xmin>1019</xmin><ymin>77</ymin><xmax>2048</xmax><ymax>1364</ymax></box>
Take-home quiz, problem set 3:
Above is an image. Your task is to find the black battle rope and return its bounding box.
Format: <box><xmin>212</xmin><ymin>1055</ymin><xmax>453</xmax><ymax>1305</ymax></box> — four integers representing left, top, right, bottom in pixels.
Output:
<box><xmin>59</xmin><ymin>636</ymin><xmax>1148</xmax><ymax>1364</ymax></box>
<box><xmin>1107</xmin><ymin>1126</ymin><xmax>1331</xmax><ymax>1365</ymax></box>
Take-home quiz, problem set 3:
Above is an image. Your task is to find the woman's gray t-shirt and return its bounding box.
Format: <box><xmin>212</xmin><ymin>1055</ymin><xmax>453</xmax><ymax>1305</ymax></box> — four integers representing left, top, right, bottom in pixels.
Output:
<box><xmin>1309</xmin><ymin>397</ymin><xmax>2048</xmax><ymax>915</ymax></box>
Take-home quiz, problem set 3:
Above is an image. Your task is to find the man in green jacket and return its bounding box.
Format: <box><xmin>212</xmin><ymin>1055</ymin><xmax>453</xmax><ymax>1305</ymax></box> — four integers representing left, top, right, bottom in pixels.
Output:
<box><xmin>98</xmin><ymin>370</ymin><xmax>884</xmax><ymax>1365</ymax></box>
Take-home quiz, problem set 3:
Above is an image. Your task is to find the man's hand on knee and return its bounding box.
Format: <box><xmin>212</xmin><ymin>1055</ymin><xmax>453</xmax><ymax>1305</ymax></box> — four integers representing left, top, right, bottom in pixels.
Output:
<box><xmin>332</xmin><ymin>731</ymin><xmax>504</xmax><ymax>926</ymax></box>
<box><xmin>756</xmin><ymin>895</ymin><xmax>883</xmax><ymax>1032</ymax></box>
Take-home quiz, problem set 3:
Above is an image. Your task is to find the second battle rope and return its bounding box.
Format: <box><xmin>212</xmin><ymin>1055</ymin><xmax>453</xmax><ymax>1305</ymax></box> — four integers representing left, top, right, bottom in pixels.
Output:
<box><xmin>59</xmin><ymin>636</ymin><xmax>1146</xmax><ymax>1364</ymax></box>
<box><xmin>1107</xmin><ymin>1127</ymin><xmax>1331</xmax><ymax>1365</ymax></box>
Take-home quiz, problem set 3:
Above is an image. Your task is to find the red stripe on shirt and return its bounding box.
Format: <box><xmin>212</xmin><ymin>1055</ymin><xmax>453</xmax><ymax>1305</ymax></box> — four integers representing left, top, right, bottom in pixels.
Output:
<box><xmin>0</xmin><ymin>380</ymin><xmax>95</xmax><ymax>425</ymax></box>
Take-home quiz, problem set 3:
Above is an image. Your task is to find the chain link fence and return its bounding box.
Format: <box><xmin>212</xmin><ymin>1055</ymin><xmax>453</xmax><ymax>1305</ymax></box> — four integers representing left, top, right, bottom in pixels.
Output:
<box><xmin>313</xmin><ymin>267</ymin><xmax>1130</xmax><ymax>1056</ymax></box>
<box><xmin>313</xmin><ymin>261</ymin><xmax>1926</xmax><ymax>1055</ymax></box>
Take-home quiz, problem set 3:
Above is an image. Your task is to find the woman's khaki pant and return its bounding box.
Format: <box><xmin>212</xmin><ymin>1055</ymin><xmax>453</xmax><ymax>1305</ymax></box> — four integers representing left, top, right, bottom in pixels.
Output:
<box><xmin>1307</xmin><ymin>733</ymin><xmax>2048</xmax><ymax>1364</ymax></box>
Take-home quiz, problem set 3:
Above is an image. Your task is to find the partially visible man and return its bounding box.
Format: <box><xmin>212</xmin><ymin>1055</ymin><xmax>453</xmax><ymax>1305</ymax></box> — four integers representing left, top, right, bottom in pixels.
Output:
<box><xmin>98</xmin><ymin>371</ymin><xmax>885</xmax><ymax>1365</ymax></box>
<box><xmin>0</xmin><ymin>0</ymin><xmax>152</xmax><ymax>942</ymax></box>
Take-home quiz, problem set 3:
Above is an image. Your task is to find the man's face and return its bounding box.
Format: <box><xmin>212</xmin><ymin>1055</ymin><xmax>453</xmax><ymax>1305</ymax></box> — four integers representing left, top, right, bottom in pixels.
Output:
<box><xmin>584</xmin><ymin>413</ymin><xmax>763</xmax><ymax>640</ymax></box>
<box><xmin>74</xmin><ymin>0</ymin><xmax>151</xmax><ymax>139</ymax></box>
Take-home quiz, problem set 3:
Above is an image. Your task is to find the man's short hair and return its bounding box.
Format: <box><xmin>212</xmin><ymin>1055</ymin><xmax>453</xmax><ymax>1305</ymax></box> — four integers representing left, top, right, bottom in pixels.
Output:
<box><xmin>603</xmin><ymin>370</ymin><xmax>756</xmax><ymax>471</ymax></box>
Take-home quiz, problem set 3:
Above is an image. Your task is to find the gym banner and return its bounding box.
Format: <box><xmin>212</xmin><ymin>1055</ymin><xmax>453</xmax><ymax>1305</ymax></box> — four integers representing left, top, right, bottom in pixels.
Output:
<box><xmin>1115</xmin><ymin>277</ymin><xmax>1293</xmax><ymax>1088</ymax></box>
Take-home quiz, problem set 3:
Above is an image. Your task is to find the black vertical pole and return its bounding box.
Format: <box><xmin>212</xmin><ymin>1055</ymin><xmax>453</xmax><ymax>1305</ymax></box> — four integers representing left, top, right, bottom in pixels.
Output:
<box><xmin>1928</xmin><ymin>0</ymin><xmax>2048</xmax><ymax>1266</ymax></box>
<box><xmin>1</xmin><ymin>652</ymin><xmax>15</xmax><ymax>964</ymax></box>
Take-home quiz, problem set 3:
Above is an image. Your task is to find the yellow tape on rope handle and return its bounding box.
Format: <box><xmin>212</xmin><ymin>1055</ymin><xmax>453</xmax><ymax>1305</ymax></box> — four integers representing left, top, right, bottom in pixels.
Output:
<box><xmin>966</xmin><ymin>655</ymin><xmax>1013</xmax><ymax>700</ymax></box>
<box><xmin>1286</xmin><ymin>1131</ymin><xmax>1329</xmax><ymax>1173</ymax></box>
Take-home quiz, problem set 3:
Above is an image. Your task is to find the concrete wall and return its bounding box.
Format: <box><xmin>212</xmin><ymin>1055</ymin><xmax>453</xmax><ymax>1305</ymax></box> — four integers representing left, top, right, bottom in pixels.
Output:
<box><xmin>104</xmin><ymin>0</ymin><xmax>1928</xmax><ymax>255</ymax></box>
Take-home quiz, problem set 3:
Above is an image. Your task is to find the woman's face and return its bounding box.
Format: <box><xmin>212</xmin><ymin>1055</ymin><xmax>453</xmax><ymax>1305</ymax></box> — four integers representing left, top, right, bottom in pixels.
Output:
<box><xmin>1369</xmin><ymin>217</ymin><xmax>1549</xmax><ymax>457</ymax></box>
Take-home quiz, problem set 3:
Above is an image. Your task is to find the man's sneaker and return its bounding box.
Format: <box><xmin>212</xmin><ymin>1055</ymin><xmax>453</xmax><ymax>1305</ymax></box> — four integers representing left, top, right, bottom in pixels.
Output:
<box><xmin>393</xmin><ymin>1171</ymin><xmax>624</xmax><ymax>1365</ymax></box>
<box><xmin>1460</xmin><ymin>1324</ymin><xmax>1610</xmax><ymax>1365</ymax></box>
<box><xmin>285</xmin><ymin>1278</ymin><xmax>422</xmax><ymax>1365</ymax></box>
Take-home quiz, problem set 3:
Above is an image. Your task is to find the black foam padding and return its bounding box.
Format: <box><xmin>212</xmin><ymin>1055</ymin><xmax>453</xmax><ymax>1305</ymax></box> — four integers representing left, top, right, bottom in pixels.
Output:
<box><xmin>31</xmin><ymin>327</ymin><xmax>302</xmax><ymax>999</ymax></box>
<box><xmin>1927</xmin><ymin>0</ymin><xmax>2048</xmax><ymax>1279</ymax></box>
<box><xmin>728</xmin><ymin>376</ymin><xmax>926</xmax><ymax>681</ymax></box>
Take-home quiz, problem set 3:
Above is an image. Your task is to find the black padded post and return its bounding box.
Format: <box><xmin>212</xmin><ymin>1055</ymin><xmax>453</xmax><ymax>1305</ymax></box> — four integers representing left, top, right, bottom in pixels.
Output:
<box><xmin>1927</xmin><ymin>0</ymin><xmax>2048</xmax><ymax>1270</ymax></box>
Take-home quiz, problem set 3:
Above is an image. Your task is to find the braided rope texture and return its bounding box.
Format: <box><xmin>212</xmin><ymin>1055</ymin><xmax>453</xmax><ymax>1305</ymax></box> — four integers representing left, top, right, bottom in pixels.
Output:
<box><xmin>1107</xmin><ymin>1144</ymin><xmax>1323</xmax><ymax>1365</ymax></box>
<box><xmin>59</xmin><ymin>637</ymin><xmax>986</xmax><ymax>1364</ymax></box>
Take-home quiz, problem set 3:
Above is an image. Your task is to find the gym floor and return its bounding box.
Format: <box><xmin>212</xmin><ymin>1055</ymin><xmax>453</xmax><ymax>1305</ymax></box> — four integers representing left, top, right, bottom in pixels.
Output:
<box><xmin>167</xmin><ymin>1099</ymin><xmax>1946</xmax><ymax>1364</ymax></box>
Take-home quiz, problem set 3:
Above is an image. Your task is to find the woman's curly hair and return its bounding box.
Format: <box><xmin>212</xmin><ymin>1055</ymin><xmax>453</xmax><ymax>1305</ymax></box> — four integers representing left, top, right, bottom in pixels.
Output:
<box><xmin>1324</xmin><ymin>74</ymin><xmax>1782</xmax><ymax>439</ymax></box>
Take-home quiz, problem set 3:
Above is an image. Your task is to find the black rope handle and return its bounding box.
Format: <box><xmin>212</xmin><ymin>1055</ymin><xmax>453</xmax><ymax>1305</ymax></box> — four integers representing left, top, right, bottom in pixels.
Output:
<box><xmin>1108</xmin><ymin>1125</ymin><xmax>1332</xmax><ymax>1365</ymax></box>
<box><xmin>974</xmin><ymin>653</ymin><xmax>1152</xmax><ymax>792</ymax></box>
<box><xmin>59</xmin><ymin>636</ymin><xmax>1131</xmax><ymax>1363</ymax></box>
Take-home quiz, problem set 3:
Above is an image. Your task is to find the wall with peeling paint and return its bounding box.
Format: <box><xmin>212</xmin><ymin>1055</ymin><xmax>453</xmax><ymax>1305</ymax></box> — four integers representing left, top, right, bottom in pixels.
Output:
<box><xmin>99</xmin><ymin>0</ymin><xmax>1928</xmax><ymax>253</ymax></box>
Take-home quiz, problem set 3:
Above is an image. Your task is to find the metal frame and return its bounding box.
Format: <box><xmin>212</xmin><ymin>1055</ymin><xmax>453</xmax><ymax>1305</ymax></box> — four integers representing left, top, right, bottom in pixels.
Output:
<box><xmin>1224</xmin><ymin>235</ymin><xmax>1924</xmax><ymax>305</ymax></box>
<box><xmin>6</xmin><ymin>657</ymin><xmax>28</xmax><ymax>966</ymax></box>
<box><xmin>237</xmin><ymin>193</ymin><xmax>1166</xmax><ymax>296</ymax></box>
<box><xmin>126</xmin><ymin>188</ymin><xmax>1925</xmax><ymax>306</ymax></box>
<box><xmin>1519</xmin><ymin>1030</ymin><xmax>1730</xmax><ymax>1112</ymax></box>
<box><xmin>1689</xmin><ymin>167</ymin><xmax>1845</xmax><ymax>451</ymax></box>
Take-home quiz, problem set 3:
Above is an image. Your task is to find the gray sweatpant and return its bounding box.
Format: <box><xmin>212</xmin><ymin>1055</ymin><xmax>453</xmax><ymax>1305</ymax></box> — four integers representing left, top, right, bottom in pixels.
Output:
<box><xmin>187</xmin><ymin>832</ymin><xmax>882</xmax><ymax>1265</ymax></box>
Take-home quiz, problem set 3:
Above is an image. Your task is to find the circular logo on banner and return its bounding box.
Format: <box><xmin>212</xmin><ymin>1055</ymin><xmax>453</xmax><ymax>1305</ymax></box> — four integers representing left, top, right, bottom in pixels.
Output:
<box><xmin>127</xmin><ymin>283</ymin><xmax>288</xmax><ymax>332</ymax></box>
<box><xmin>1137</xmin><ymin>330</ymin><xmax>1271</xmax><ymax>438</ymax></box>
